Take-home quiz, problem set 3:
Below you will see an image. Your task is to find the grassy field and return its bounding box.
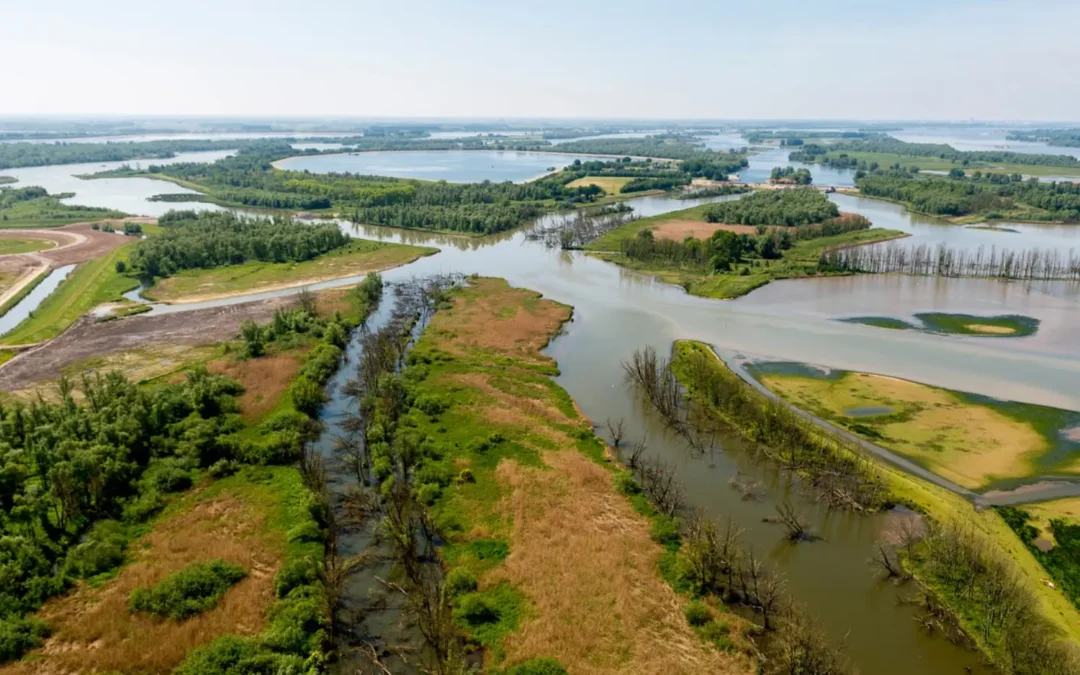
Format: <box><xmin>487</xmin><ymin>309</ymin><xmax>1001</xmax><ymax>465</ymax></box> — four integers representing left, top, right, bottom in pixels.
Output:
<box><xmin>750</xmin><ymin>363</ymin><xmax>1080</xmax><ymax>489</ymax></box>
<box><xmin>0</xmin><ymin>465</ymin><xmax>316</xmax><ymax>675</ymax></box>
<box><xmin>681</xmin><ymin>342</ymin><xmax>1080</xmax><ymax>649</ymax></box>
<box><xmin>587</xmin><ymin>203</ymin><xmax>717</xmax><ymax>251</ymax></box>
<box><xmin>0</xmin><ymin>237</ymin><xmax>56</xmax><ymax>254</ymax></box>
<box><xmin>592</xmin><ymin>227</ymin><xmax>906</xmax><ymax>300</ymax></box>
<box><xmin>0</xmin><ymin>192</ymin><xmax>128</xmax><ymax>229</ymax></box>
<box><xmin>0</xmin><ymin>245</ymin><xmax>138</xmax><ymax>346</ymax></box>
<box><xmin>841</xmin><ymin>312</ymin><xmax>1040</xmax><ymax>338</ymax></box>
<box><xmin>812</xmin><ymin>150</ymin><xmax>1080</xmax><ymax>178</ymax></box>
<box><xmin>566</xmin><ymin>175</ymin><xmax>632</xmax><ymax>194</ymax></box>
<box><xmin>142</xmin><ymin>239</ymin><xmax>436</xmax><ymax>303</ymax></box>
<box><xmin>406</xmin><ymin>278</ymin><xmax>754</xmax><ymax>673</ymax></box>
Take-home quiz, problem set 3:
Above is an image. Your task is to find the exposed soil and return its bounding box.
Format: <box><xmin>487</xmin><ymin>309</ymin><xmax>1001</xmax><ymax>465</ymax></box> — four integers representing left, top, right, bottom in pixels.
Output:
<box><xmin>39</xmin><ymin>220</ymin><xmax>146</xmax><ymax>266</ymax></box>
<box><xmin>0</xmin><ymin>295</ymin><xmax>299</xmax><ymax>391</ymax></box>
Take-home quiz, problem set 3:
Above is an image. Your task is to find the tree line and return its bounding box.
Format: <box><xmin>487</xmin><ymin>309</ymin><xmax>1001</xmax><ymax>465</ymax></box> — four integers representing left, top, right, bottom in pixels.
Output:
<box><xmin>1006</xmin><ymin>128</ymin><xmax>1080</xmax><ymax>147</ymax></box>
<box><xmin>703</xmin><ymin>188</ymin><xmax>839</xmax><ymax>226</ymax></box>
<box><xmin>130</xmin><ymin>210</ymin><xmax>350</xmax><ymax>278</ymax></box>
<box><xmin>790</xmin><ymin>134</ymin><xmax>1080</xmax><ymax>168</ymax></box>
<box><xmin>821</xmin><ymin>241</ymin><xmax>1080</xmax><ymax>281</ymax></box>
<box><xmin>855</xmin><ymin>169</ymin><xmax>1080</xmax><ymax>221</ymax></box>
<box><xmin>770</xmin><ymin>166</ymin><xmax>813</xmax><ymax>185</ymax></box>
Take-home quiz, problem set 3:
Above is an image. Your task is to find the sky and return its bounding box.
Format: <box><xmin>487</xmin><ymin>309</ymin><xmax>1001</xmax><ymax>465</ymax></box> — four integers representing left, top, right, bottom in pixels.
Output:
<box><xmin>2</xmin><ymin>0</ymin><xmax>1078</xmax><ymax>121</ymax></box>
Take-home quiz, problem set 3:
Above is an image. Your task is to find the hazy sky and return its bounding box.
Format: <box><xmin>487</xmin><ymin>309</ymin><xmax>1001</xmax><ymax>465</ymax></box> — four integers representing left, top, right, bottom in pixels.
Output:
<box><xmin>3</xmin><ymin>0</ymin><xmax>1077</xmax><ymax>120</ymax></box>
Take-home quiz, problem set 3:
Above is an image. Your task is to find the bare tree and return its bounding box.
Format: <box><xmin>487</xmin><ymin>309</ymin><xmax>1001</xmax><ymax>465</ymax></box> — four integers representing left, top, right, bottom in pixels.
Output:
<box><xmin>772</xmin><ymin>502</ymin><xmax>813</xmax><ymax>542</ymax></box>
<box><xmin>606</xmin><ymin>417</ymin><xmax>626</xmax><ymax>449</ymax></box>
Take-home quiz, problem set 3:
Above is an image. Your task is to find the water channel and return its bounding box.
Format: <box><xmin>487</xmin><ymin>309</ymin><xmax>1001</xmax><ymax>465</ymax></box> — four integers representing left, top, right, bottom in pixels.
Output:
<box><xmin>7</xmin><ymin>146</ymin><xmax>1080</xmax><ymax>673</ymax></box>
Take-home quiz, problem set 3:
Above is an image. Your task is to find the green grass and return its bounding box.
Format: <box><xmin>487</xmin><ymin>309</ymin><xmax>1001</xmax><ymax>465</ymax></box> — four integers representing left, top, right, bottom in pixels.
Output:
<box><xmin>591</xmin><ymin>227</ymin><xmax>906</xmax><ymax>300</ymax></box>
<box><xmin>142</xmin><ymin>239</ymin><xmax>436</xmax><ymax>303</ymax></box>
<box><xmin>0</xmin><ymin>268</ymin><xmax>49</xmax><ymax>318</ymax></box>
<box><xmin>0</xmin><ymin>245</ymin><xmax>139</xmax><ymax>345</ymax></box>
<box><xmin>0</xmin><ymin>238</ymin><xmax>55</xmax><ymax>254</ymax></box>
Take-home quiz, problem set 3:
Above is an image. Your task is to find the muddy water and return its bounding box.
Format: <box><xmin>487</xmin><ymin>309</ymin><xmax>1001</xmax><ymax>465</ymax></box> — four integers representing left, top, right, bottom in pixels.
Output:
<box><xmin>21</xmin><ymin>163</ymin><xmax>1080</xmax><ymax>671</ymax></box>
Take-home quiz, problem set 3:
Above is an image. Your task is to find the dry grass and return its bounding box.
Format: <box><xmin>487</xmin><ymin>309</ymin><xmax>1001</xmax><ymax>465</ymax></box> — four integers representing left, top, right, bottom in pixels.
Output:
<box><xmin>423</xmin><ymin>277</ymin><xmax>753</xmax><ymax>674</ymax></box>
<box><xmin>652</xmin><ymin>220</ymin><xmax>763</xmax><ymax>240</ymax></box>
<box><xmin>425</xmin><ymin>277</ymin><xmax>570</xmax><ymax>368</ymax></box>
<box><xmin>761</xmin><ymin>371</ymin><xmax>1046</xmax><ymax>489</ymax></box>
<box><xmin>1</xmin><ymin>495</ymin><xmax>280</xmax><ymax>675</ymax></box>
<box><xmin>566</xmin><ymin>176</ymin><xmax>632</xmax><ymax>195</ymax></box>
<box><xmin>208</xmin><ymin>349</ymin><xmax>308</xmax><ymax>422</ymax></box>
<box><xmin>491</xmin><ymin>454</ymin><xmax>753</xmax><ymax>674</ymax></box>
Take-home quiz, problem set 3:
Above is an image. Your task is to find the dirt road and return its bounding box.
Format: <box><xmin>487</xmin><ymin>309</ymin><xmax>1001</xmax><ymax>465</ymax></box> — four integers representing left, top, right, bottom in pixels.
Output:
<box><xmin>0</xmin><ymin>294</ymin><xmax>299</xmax><ymax>391</ymax></box>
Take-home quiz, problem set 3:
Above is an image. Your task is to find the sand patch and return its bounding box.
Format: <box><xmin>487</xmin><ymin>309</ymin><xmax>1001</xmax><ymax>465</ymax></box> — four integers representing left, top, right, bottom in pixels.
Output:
<box><xmin>964</xmin><ymin>324</ymin><xmax>1016</xmax><ymax>335</ymax></box>
<box><xmin>0</xmin><ymin>496</ymin><xmax>279</xmax><ymax>675</ymax></box>
<box><xmin>492</xmin><ymin>453</ymin><xmax>752</xmax><ymax>674</ymax></box>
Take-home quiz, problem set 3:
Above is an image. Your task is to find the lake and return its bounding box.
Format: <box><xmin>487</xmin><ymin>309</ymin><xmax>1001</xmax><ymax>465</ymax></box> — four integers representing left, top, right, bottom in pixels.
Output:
<box><xmin>273</xmin><ymin>149</ymin><xmax>620</xmax><ymax>183</ymax></box>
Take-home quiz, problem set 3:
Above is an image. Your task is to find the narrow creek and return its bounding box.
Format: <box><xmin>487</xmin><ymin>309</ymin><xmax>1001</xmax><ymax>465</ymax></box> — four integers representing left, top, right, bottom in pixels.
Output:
<box><xmin>0</xmin><ymin>264</ymin><xmax>74</xmax><ymax>338</ymax></box>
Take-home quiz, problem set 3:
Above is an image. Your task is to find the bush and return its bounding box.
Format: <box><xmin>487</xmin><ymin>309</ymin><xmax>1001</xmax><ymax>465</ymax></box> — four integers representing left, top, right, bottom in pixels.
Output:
<box><xmin>613</xmin><ymin>471</ymin><xmax>640</xmax><ymax>495</ymax></box>
<box><xmin>288</xmin><ymin>376</ymin><xmax>326</xmax><ymax>416</ymax></box>
<box><xmin>445</xmin><ymin>567</ymin><xmax>478</xmax><ymax>596</ymax></box>
<box><xmin>507</xmin><ymin>657</ymin><xmax>569</xmax><ymax>675</ymax></box>
<box><xmin>456</xmin><ymin>469</ymin><xmax>475</xmax><ymax>484</ymax></box>
<box><xmin>63</xmin><ymin>520</ymin><xmax>129</xmax><ymax>579</ymax></box>
<box><xmin>456</xmin><ymin>595</ymin><xmax>500</xmax><ymax>625</ymax></box>
<box><xmin>142</xmin><ymin>457</ymin><xmax>195</xmax><ymax>493</ymax></box>
<box><xmin>0</xmin><ymin>616</ymin><xmax>50</xmax><ymax>663</ymax></box>
<box><xmin>122</xmin><ymin>488</ymin><xmax>165</xmax><ymax>523</ymax></box>
<box><xmin>416</xmin><ymin>482</ymin><xmax>441</xmax><ymax>505</ymax></box>
<box><xmin>684</xmin><ymin>600</ymin><xmax>712</xmax><ymax>626</ymax></box>
<box><xmin>173</xmin><ymin>635</ymin><xmax>306</xmax><ymax>675</ymax></box>
<box><xmin>274</xmin><ymin>557</ymin><xmax>317</xmax><ymax>599</ymax></box>
<box><xmin>413</xmin><ymin>393</ymin><xmax>450</xmax><ymax>416</ymax></box>
<box><xmin>129</xmin><ymin>559</ymin><xmax>246</xmax><ymax>620</ymax></box>
<box><xmin>650</xmin><ymin>515</ymin><xmax>680</xmax><ymax>549</ymax></box>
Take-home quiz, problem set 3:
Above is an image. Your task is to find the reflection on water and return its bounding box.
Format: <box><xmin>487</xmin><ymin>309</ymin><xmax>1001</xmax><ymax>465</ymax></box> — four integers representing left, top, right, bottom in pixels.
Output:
<box><xmin>0</xmin><ymin>265</ymin><xmax>75</xmax><ymax>337</ymax></box>
<box><xmin>0</xmin><ymin>150</ymin><xmax>235</xmax><ymax>216</ymax></box>
<box><xmin>274</xmin><ymin>150</ymin><xmax>619</xmax><ymax>183</ymax></box>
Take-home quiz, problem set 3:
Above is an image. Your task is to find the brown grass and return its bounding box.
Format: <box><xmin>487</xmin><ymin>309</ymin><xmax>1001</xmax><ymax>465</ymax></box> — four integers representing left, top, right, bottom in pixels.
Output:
<box><xmin>652</xmin><ymin>220</ymin><xmax>764</xmax><ymax>240</ymax></box>
<box><xmin>425</xmin><ymin>277</ymin><xmax>570</xmax><ymax>367</ymax></box>
<box><xmin>0</xmin><ymin>496</ymin><xmax>280</xmax><ymax>675</ymax></box>
<box><xmin>491</xmin><ymin>453</ymin><xmax>752</xmax><ymax>674</ymax></box>
<box><xmin>428</xmin><ymin>277</ymin><xmax>753</xmax><ymax>674</ymax></box>
<box><xmin>208</xmin><ymin>349</ymin><xmax>308</xmax><ymax>422</ymax></box>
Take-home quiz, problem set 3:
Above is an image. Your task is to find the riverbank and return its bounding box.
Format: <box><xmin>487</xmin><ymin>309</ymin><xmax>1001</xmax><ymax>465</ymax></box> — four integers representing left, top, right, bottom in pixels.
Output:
<box><xmin>590</xmin><ymin>226</ymin><xmax>907</xmax><ymax>300</ymax></box>
<box><xmin>399</xmin><ymin>278</ymin><xmax>756</xmax><ymax>673</ymax></box>
<box><xmin>672</xmin><ymin>341</ymin><xmax>1080</xmax><ymax>670</ymax></box>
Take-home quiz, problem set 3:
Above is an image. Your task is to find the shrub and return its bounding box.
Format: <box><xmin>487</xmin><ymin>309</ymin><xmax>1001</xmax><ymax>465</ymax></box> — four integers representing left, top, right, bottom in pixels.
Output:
<box><xmin>122</xmin><ymin>488</ymin><xmax>165</xmax><ymax>523</ymax></box>
<box><xmin>613</xmin><ymin>471</ymin><xmax>640</xmax><ymax>495</ymax></box>
<box><xmin>288</xmin><ymin>376</ymin><xmax>326</xmax><ymax>416</ymax></box>
<box><xmin>684</xmin><ymin>600</ymin><xmax>712</xmax><ymax>626</ymax></box>
<box><xmin>413</xmin><ymin>393</ymin><xmax>450</xmax><ymax>416</ymax></box>
<box><xmin>274</xmin><ymin>557</ymin><xmax>317</xmax><ymax>599</ymax></box>
<box><xmin>173</xmin><ymin>635</ymin><xmax>306</xmax><ymax>675</ymax></box>
<box><xmin>456</xmin><ymin>469</ymin><xmax>475</xmax><ymax>484</ymax></box>
<box><xmin>129</xmin><ymin>559</ymin><xmax>246</xmax><ymax>620</ymax></box>
<box><xmin>507</xmin><ymin>657</ymin><xmax>569</xmax><ymax>675</ymax></box>
<box><xmin>63</xmin><ymin>520</ymin><xmax>129</xmax><ymax>579</ymax></box>
<box><xmin>457</xmin><ymin>595</ymin><xmax>500</xmax><ymax>625</ymax></box>
<box><xmin>416</xmin><ymin>482</ymin><xmax>441</xmax><ymax>505</ymax></box>
<box><xmin>445</xmin><ymin>567</ymin><xmax>478</xmax><ymax>596</ymax></box>
<box><xmin>0</xmin><ymin>616</ymin><xmax>50</xmax><ymax>663</ymax></box>
<box><xmin>650</xmin><ymin>515</ymin><xmax>680</xmax><ymax>549</ymax></box>
<box><xmin>466</xmin><ymin>539</ymin><xmax>510</xmax><ymax>562</ymax></box>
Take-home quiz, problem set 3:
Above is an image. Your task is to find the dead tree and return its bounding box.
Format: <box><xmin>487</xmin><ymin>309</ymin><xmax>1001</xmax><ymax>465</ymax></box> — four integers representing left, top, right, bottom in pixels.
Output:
<box><xmin>606</xmin><ymin>417</ymin><xmax>626</xmax><ymax>449</ymax></box>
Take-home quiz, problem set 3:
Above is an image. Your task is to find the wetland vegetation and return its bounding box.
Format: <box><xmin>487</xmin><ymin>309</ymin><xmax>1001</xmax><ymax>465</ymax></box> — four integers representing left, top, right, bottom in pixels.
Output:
<box><xmin>1</xmin><ymin>185</ymin><xmax>127</xmax><ymax>228</ymax></box>
<box><xmin>841</xmin><ymin>313</ymin><xmax>1041</xmax><ymax>337</ymax></box>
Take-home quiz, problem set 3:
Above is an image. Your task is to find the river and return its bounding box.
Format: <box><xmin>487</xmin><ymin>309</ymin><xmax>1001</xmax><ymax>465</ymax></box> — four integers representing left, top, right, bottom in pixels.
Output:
<box><xmin>8</xmin><ymin>147</ymin><xmax>1080</xmax><ymax>673</ymax></box>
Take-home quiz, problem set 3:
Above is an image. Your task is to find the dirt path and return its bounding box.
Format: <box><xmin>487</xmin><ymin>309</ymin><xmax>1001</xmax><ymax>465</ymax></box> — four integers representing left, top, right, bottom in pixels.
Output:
<box><xmin>0</xmin><ymin>295</ymin><xmax>299</xmax><ymax>391</ymax></box>
<box><xmin>0</xmin><ymin>259</ymin><xmax>49</xmax><ymax>309</ymax></box>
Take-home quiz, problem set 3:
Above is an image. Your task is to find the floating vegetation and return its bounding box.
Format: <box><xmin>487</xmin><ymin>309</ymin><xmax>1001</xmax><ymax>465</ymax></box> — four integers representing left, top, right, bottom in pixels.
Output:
<box><xmin>839</xmin><ymin>312</ymin><xmax>1040</xmax><ymax>338</ymax></box>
